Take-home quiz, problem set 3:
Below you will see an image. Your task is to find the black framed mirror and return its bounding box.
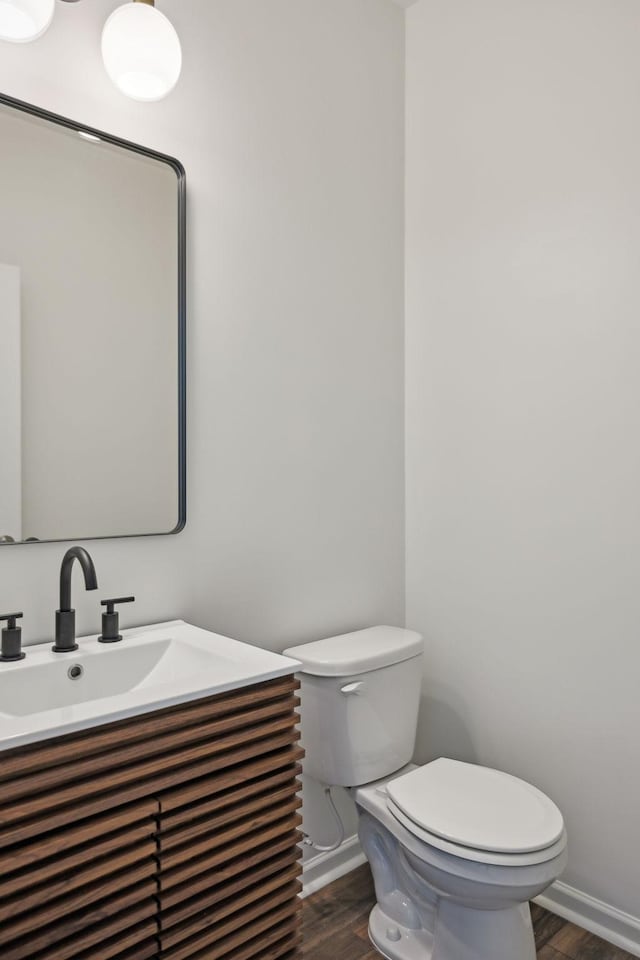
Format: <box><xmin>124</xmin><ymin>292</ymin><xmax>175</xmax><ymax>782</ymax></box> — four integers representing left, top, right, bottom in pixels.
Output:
<box><xmin>0</xmin><ymin>93</ymin><xmax>186</xmax><ymax>545</ymax></box>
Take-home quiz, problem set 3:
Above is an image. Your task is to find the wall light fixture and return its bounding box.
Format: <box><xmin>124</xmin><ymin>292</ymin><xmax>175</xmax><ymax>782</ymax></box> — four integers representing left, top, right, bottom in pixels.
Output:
<box><xmin>102</xmin><ymin>0</ymin><xmax>182</xmax><ymax>102</ymax></box>
<box><xmin>0</xmin><ymin>0</ymin><xmax>182</xmax><ymax>102</ymax></box>
<box><xmin>0</xmin><ymin>0</ymin><xmax>54</xmax><ymax>43</ymax></box>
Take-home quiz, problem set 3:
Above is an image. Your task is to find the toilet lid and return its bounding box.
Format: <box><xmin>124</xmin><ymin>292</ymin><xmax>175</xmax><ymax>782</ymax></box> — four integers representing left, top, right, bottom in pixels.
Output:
<box><xmin>386</xmin><ymin>759</ymin><xmax>564</xmax><ymax>854</ymax></box>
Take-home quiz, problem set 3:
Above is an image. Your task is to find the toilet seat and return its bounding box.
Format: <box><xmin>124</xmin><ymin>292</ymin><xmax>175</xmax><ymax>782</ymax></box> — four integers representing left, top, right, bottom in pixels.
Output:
<box><xmin>385</xmin><ymin>758</ymin><xmax>565</xmax><ymax>867</ymax></box>
<box><xmin>387</xmin><ymin>798</ymin><xmax>567</xmax><ymax>866</ymax></box>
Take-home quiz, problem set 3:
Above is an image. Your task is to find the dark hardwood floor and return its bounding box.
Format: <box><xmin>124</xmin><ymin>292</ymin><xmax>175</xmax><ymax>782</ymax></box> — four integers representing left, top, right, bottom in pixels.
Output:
<box><xmin>302</xmin><ymin>864</ymin><xmax>636</xmax><ymax>960</ymax></box>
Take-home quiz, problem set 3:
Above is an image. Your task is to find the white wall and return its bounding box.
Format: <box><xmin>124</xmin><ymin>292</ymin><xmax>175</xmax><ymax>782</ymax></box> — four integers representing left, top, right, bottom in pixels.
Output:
<box><xmin>0</xmin><ymin>0</ymin><xmax>405</xmax><ymax>843</ymax></box>
<box><xmin>406</xmin><ymin>0</ymin><xmax>640</xmax><ymax>926</ymax></box>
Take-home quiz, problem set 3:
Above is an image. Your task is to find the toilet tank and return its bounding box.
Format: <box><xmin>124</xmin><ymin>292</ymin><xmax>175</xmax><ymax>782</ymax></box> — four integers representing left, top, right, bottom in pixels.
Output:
<box><xmin>284</xmin><ymin>626</ymin><xmax>423</xmax><ymax>787</ymax></box>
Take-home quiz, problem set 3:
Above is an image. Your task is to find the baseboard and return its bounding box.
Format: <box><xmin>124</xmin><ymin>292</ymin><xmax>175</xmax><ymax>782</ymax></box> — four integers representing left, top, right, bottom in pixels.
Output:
<box><xmin>301</xmin><ymin>834</ymin><xmax>367</xmax><ymax>898</ymax></box>
<box><xmin>535</xmin><ymin>881</ymin><xmax>640</xmax><ymax>958</ymax></box>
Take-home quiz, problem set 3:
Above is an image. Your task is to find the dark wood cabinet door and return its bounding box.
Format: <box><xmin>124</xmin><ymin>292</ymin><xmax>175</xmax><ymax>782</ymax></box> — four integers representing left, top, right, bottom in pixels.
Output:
<box><xmin>0</xmin><ymin>675</ymin><xmax>303</xmax><ymax>960</ymax></box>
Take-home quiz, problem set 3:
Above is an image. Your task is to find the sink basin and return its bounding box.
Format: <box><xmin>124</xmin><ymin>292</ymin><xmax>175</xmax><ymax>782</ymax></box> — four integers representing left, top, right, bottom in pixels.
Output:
<box><xmin>0</xmin><ymin>620</ymin><xmax>301</xmax><ymax>751</ymax></box>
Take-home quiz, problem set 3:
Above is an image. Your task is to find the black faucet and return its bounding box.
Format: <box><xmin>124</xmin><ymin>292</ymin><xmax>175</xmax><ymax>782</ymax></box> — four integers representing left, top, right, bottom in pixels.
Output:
<box><xmin>52</xmin><ymin>547</ymin><xmax>99</xmax><ymax>653</ymax></box>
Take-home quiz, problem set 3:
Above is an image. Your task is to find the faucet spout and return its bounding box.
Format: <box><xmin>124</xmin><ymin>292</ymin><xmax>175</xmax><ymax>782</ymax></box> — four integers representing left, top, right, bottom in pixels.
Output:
<box><xmin>59</xmin><ymin>547</ymin><xmax>98</xmax><ymax>611</ymax></box>
<box><xmin>53</xmin><ymin>547</ymin><xmax>99</xmax><ymax>653</ymax></box>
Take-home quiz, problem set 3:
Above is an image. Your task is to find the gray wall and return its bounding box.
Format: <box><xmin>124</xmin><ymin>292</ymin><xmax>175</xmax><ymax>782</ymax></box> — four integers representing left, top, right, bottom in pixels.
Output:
<box><xmin>406</xmin><ymin>0</ymin><xmax>640</xmax><ymax>924</ymax></box>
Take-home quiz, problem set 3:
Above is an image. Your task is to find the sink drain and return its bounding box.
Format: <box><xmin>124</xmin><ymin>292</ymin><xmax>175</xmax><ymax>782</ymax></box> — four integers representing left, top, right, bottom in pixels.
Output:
<box><xmin>67</xmin><ymin>664</ymin><xmax>84</xmax><ymax>681</ymax></box>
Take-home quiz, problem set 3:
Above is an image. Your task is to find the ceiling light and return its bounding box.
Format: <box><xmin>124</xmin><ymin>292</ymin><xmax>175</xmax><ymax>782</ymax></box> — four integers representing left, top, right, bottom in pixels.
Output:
<box><xmin>101</xmin><ymin>0</ymin><xmax>182</xmax><ymax>102</ymax></box>
<box><xmin>0</xmin><ymin>0</ymin><xmax>54</xmax><ymax>42</ymax></box>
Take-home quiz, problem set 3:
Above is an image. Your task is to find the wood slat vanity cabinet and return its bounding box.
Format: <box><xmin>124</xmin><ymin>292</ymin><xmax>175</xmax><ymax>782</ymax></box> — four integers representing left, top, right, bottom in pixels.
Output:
<box><xmin>0</xmin><ymin>674</ymin><xmax>303</xmax><ymax>960</ymax></box>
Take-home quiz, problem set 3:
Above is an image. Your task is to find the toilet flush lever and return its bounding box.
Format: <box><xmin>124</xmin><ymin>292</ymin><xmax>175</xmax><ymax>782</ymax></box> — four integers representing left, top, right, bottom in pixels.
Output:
<box><xmin>340</xmin><ymin>681</ymin><xmax>364</xmax><ymax>696</ymax></box>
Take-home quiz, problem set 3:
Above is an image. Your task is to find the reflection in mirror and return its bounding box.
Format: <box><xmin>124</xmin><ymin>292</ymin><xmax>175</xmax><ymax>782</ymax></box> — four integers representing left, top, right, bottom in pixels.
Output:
<box><xmin>0</xmin><ymin>95</ymin><xmax>185</xmax><ymax>544</ymax></box>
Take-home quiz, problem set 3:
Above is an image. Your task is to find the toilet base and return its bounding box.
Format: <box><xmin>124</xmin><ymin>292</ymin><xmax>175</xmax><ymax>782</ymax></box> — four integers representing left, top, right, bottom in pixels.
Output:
<box><xmin>369</xmin><ymin>904</ymin><xmax>434</xmax><ymax>960</ymax></box>
<box><xmin>368</xmin><ymin>900</ymin><xmax>537</xmax><ymax>960</ymax></box>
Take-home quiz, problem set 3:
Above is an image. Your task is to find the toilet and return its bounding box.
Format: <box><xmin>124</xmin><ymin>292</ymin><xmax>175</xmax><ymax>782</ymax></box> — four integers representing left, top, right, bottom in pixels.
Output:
<box><xmin>284</xmin><ymin>626</ymin><xmax>567</xmax><ymax>960</ymax></box>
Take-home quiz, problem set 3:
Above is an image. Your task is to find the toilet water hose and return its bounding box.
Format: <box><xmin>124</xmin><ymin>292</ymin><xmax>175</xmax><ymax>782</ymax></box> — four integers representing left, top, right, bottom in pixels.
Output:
<box><xmin>302</xmin><ymin>786</ymin><xmax>346</xmax><ymax>853</ymax></box>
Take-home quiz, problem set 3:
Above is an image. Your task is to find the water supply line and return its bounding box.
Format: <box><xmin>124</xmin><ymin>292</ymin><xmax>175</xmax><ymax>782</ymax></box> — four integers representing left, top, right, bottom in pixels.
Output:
<box><xmin>302</xmin><ymin>786</ymin><xmax>346</xmax><ymax>853</ymax></box>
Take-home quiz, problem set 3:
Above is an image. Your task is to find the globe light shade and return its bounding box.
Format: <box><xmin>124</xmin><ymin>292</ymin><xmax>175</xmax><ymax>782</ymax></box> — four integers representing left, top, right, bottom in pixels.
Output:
<box><xmin>0</xmin><ymin>0</ymin><xmax>54</xmax><ymax>42</ymax></box>
<box><xmin>101</xmin><ymin>2</ymin><xmax>182</xmax><ymax>102</ymax></box>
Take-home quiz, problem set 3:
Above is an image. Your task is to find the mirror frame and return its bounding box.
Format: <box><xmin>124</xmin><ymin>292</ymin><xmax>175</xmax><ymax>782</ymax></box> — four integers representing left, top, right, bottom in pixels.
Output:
<box><xmin>0</xmin><ymin>92</ymin><xmax>186</xmax><ymax>545</ymax></box>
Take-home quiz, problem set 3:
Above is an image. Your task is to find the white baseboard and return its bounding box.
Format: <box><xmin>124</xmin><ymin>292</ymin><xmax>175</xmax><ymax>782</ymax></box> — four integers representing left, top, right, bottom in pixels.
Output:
<box><xmin>535</xmin><ymin>881</ymin><xmax>640</xmax><ymax>958</ymax></box>
<box><xmin>301</xmin><ymin>834</ymin><xmax>367</xmax><ymax>899</ymax></box>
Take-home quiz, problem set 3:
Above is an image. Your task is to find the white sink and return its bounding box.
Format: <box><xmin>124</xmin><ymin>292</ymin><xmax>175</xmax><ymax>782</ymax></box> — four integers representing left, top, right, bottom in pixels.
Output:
<box><xmin>0</xmin><ymin>620</ymin><xmax>301</xmax><ymax>752</ymax></box>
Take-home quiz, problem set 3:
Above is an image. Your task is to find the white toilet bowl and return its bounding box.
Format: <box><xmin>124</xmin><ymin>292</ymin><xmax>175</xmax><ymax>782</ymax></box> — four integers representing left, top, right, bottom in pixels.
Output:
<box><xmin>354</xmin><ymin>762</ymin><xmax>568</xmax><ymax>960</ymax></box>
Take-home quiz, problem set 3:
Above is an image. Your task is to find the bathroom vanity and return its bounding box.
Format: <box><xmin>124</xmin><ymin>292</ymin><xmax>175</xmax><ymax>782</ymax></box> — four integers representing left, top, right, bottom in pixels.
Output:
<box><xmin>0</xmin><ymin>622</ymin><xmax>303</xmax><ymax>960</ymax></box>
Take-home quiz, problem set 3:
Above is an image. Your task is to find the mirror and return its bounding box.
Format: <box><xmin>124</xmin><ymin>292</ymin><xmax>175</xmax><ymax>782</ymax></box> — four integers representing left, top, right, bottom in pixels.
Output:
<box><xmin>0</xmin><ymin>94</ymin><xmax>186</xmax><ymax>545</ymax></box>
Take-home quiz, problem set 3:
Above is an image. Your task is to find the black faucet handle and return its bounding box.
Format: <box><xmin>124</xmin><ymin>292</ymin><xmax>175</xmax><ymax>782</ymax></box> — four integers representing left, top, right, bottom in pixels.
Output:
<box><xmin>0</xmin><ymin>612</ymin><xmax>23</xmax><ymax>627</ymax></box>
<box><xmin>0</xmin><ymin>613</ymin><xmax>24</xmax><ymax>662</ymax></box>
<box><xmin>98</xmin><ymin>597</ymin><xmax>135</xmax><ymax>644</ymax></box>
<box><xmin>101</xmin><ymin>597</ymin><xmax>135</xmax><ymax>614</ymax></box>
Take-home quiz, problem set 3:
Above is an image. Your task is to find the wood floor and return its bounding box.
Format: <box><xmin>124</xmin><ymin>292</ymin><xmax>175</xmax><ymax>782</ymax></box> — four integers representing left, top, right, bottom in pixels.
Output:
<box><xmin>302</xmin><ymin>864</ymin><xmax>636</xmax><ymax>960</ymax></box>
